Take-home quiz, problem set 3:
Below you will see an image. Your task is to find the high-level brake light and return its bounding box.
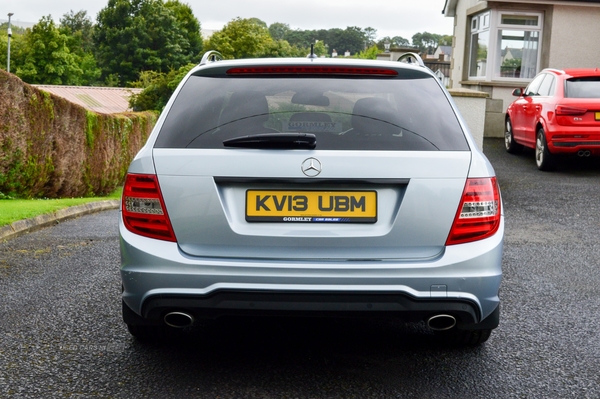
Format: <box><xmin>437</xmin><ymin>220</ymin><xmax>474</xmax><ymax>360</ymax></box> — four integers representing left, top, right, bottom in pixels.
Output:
<box><xmin>226</xmin><ymin>66</ymin><xmax>398</xmax><ymax>76</ymax></box>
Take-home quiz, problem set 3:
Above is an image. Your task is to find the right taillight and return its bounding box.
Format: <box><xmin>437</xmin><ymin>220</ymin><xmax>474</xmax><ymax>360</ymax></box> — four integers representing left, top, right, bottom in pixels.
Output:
<box><xmin>122</xmin><ymin>173</ymin><xmax>176</xmax><ymax>242</ymax></box>
<box><xmin>446</xmin><ymin>177</ymin><xmax>501</xmax><ymax>246</ymax></box>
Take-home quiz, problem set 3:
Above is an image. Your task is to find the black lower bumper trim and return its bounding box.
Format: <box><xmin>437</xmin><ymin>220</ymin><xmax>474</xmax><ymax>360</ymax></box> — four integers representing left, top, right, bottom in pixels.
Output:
<box><xmin>135</xmin><ymin>291</ymin><xmax>486</xmax><ymax>327</ymax></box>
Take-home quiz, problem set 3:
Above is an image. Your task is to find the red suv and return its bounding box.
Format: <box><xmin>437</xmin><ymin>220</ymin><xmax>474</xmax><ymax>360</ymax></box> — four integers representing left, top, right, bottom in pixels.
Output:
<box><xmin>505</xmin><ymin>68</ymin><xmax>600</xmax><ymax>170</ymax></box>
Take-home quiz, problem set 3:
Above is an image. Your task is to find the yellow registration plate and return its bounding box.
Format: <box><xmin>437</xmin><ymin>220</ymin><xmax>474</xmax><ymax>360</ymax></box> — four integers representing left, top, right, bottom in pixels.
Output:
<box><xmin>595</xmin><ymin>112</ymin><xmax>600</xmax><ymax>121</ymax></box>
<box><xmin>246</xmin><ymin>190</ymin><xmax>377</xmax><ymax>223</ymax></box>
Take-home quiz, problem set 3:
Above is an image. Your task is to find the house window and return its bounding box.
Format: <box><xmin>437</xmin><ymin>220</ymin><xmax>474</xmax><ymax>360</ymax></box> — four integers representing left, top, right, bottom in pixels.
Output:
<box><xmin>496</xmin><ymin>13</ymin><xmax>542</xmax><ymax>79</ymax></box>
<box><xmin>469</xmin><ymin>10</ymin><xmax>543</xmax><ymax>81</ymax></box>
<box><xmin>468</xmin><ymin>12</ymin><xmax>490</xmax><ymax>78</ymax></box>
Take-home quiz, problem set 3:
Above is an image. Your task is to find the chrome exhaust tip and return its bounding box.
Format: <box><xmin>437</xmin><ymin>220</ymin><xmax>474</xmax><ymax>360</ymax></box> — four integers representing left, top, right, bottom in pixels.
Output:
<box><xmin>427</xmin><ymin>314</ymin><xmax>457</xmax><ymax>331</ymax></box>
<box><xmin>164</xmin><ymin>311</ymin><xmax>195</xmax><ymax>328</ymax></box>
<box><xmin>577</xmin><ymin>150</ymin><xmax>591</xmax><ymax>157</ymax></box>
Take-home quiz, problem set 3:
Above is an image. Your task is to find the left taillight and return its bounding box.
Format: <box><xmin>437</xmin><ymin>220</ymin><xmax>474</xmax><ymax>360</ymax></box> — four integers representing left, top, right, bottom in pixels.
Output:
<box><xmin>555</xmin><ymin>105</ymin><xmax>587</xmax><ymax>116</ymax></box>
<box><xmin>446</xmin><ymin>177</ymin><xmax>501</xmax><ymax>246</ymax></box>
<box><xmin>122</xmin><ymin>173</ymin><xmax>176</xmax><ymax>242</ymax></box>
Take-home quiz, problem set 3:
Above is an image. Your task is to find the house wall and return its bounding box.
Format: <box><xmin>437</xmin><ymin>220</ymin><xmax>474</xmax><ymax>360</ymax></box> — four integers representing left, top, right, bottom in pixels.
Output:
<box><xmin>548</xmin><ymin>5</ymin><xmax>600</xmax><ymax>68</ymax></box>
<box><xmin>448</xmin><ymin>0</ymin><xmax>479</xmax><ymax>89</ymax></box>
<box><xmin>448</xmin><ymin>88</ymin><xmax>488</xmax><ymax>150</ymax></box>
<box><xmin>447</xmin><ymin>0</ymin><xmax>600</xmax><ymax>141</ymax></box>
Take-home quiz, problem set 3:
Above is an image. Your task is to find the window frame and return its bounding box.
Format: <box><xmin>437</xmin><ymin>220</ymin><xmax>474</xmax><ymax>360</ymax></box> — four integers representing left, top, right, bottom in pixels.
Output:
<box><xmin>467</xmin><ymin>9</ymin><xmax>544</xmax><ymax>82</ymax></box>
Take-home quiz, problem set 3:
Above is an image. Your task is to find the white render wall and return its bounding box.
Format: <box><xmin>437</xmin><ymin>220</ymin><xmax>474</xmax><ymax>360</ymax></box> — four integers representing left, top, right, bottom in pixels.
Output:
<box><xmin>449</xmin><ymin>89</ymin><xmax>487</xmax><ymax>151</ymax></box>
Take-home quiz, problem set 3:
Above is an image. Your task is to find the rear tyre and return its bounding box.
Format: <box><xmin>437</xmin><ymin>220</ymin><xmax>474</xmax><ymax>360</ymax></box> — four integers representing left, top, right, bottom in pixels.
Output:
<box><xmin>435</xmin><ymin>328</ymin><xmax>492</xmax><ymax>346</ymax></box>
<box><xmin>122</xmin><ymin>300</ymin><xmax>164</xmax><ymax>341</ymax></box>
<box><xmin>535</xmin><ymin>128</ymin><xmax>556</xmax><ymax>171</ymax></box>
<box><xmin>126</xmin><ymin>324</ymin><xmax>164</xmax><ymax>342</ymax></box>
<box><xmin>504</xmin><ymin>117</ymin><xmax>522</xmax><ymax>154</ymax></box>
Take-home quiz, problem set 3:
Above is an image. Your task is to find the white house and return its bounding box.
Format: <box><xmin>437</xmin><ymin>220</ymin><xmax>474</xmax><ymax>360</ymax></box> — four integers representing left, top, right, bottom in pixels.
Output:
<box><xmin>443</xmin><ymin>0</ymin><xmax>600</xmax><ymax>137</ymax></box>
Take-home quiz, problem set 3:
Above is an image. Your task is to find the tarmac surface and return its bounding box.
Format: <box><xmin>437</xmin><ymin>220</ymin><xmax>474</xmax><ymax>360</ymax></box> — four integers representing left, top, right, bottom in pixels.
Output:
<box><xmin>0</xmin><ymin>139</ymin><xmax>599</xmax><ymax>398</ymax></box>
<box><xmin>0</xmin><ymin>200</ymin><xmax>119</xmax><ymax>241</ymax></box>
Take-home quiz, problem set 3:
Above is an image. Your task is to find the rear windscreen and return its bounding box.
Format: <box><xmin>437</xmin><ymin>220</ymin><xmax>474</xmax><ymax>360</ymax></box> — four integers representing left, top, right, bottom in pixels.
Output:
<box><xmin>154</xmin><ymin>75</ymin><xmax>469</xmax><ymax>151</ymax></box>
<box><xmin>565</xmin><ymin>77</ymin><xmax>600</xmax><ymax>98</ymax></box>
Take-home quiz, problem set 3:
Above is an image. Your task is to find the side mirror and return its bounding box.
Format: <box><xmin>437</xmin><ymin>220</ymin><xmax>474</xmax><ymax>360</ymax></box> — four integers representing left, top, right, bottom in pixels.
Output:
<box><xmin>512</xmin><ymin>88</ymin><xmax>524</xmax><ymax>97</ymax></box>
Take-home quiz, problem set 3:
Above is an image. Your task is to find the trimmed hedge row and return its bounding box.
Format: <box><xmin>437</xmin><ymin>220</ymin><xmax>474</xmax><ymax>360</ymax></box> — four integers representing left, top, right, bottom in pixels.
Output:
<box><xmin>0</xmin><ymin>70</ymin><xmax>156</xmax><ymax>198</ymax></box>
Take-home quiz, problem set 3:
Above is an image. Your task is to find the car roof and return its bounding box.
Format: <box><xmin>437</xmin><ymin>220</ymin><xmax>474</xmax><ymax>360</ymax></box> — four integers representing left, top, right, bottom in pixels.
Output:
<box><xmin>191</xmin><ymin>53</ymin><xmax>436</xmax><ymax>79</ymax></box>
<box><xmin>542</xmin><ymin>68</ymin><xmax>600</xmax><ymax>78</ymax></box>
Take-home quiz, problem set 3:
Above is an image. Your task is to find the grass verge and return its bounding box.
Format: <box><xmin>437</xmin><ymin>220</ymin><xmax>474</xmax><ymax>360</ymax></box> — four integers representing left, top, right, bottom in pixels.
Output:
<box><xmin>0</xmin><ymin>189</ymin><xmax>122</xmax><ymax>227</ymax></box>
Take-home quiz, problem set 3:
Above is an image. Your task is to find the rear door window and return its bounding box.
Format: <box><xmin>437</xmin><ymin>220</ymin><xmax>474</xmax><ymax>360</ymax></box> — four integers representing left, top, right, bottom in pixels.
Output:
<box><xmin>154</xmin><ymin>74</ymin><xmax>469</xmax><ymax>151</ymax></box>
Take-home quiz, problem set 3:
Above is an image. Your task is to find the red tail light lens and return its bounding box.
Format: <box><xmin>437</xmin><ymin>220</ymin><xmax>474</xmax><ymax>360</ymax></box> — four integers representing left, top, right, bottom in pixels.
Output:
<box><xmin>446</xmin><ymin>177</ymin><xmax>501</xmax><ymax>245</ymax></box>
<box><xmin>122</xmin><ymin>173</ymin><xmax>176</xmax><ymax>242</ymax></box>
<box><xmin>556</xmin><ymin>105</ymin><xmax>587</xmax><ymax>116</ymax></box>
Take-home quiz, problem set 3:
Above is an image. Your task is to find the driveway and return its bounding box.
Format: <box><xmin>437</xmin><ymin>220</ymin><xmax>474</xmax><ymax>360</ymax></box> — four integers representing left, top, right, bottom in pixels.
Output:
<box><xmin>0</xmin><ymin>138</ymin><xmax>598</xmax><ymax>398</ymax></box>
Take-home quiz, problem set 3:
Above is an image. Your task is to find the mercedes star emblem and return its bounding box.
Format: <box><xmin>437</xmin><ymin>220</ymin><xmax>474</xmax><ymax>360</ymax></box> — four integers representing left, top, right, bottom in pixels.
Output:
<box><xmin>301</xmin><ymin>157</ymin><xmax>322</xmax><ymax>177</ymax></box>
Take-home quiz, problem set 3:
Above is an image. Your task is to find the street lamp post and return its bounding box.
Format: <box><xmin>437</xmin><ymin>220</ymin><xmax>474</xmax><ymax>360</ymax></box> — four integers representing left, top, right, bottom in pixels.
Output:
<box><xmin>7</xmin><ymin>13</ymin><xmax>14</xmax><ymax>73</ymax></box>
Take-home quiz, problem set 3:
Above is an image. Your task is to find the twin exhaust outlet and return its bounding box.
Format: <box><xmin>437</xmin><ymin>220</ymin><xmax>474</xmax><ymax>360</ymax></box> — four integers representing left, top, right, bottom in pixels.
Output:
<box><xmin>163</xmin><ymin>311</ymin><xmax>457</xmax><ymax>331</ymax></box>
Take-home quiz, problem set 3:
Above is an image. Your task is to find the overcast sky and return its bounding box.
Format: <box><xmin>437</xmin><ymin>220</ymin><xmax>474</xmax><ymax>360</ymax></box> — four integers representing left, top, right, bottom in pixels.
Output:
<box><xmin>2</xmin><ymin>0</ymin><xmax>453</xmax><ymax>41</ymax></box>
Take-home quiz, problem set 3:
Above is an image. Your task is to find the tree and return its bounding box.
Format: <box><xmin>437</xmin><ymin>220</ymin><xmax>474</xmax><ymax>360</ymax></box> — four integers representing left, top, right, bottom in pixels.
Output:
<box><xmin>269</xmin><ymin>22</ymin><xmax>291</xmax><ymax>41</ymax></box>
<box><xmin>165</xmin><ymin>1</ymin><xmax>203</xmax><ymax>59</ymax></box>
<box><xmin>248</xmin><ymin>18</ymin><xmax>268</xmax><ymax>28</ymax></box>
<box><xmin>0</xmin><ymin>29</ymin><xmax>25</xmax><ymax>72</ymax></box>
<box><xmin>59</xmin><ymin>10</ymin><xmax>101</xmax><ymax>85</ymax></box>
<box><xmin>205</xmin><ymin>18</ymin><xmax>273</xmax><ymax>59</ymax></box>
<box><xmin>15</xmin><ymin>16</ymin><xmax>83</xmax><ymax>85</ymax></box>
<box><xmin>60</xmin><ymin>10</ymin><xmax>95</xmax><ymax>52</ymax></box>
<box><xmin>363</xmin><ymin>27</ymin><xmax>378</xmax><ymax>47</ymax></box>
<box><xmin>411</xmin><ymin>31</ymin><xmax>442</xmax><ymax>55</ymax></box>
<box><xmin>439</xmin><ymin>35</ymin><xmax>453</xmax><ymax>46</ymax></box>
<box><xmin>391</xmin><ymin>36</ymin><xmax>410</xmax><ymax>47</ymax></box>
<box><xmin>94</xmin><ymin>0</ymin><xmax>202</xmax><ymax>86</ymax></box>
<box><xmin>337</xmin><ymin>26</ymin><xmax>369</xmax><ymax>54</ymax></box>
<box><xmin>356</xmin><ymin>45</ymin><xmax>380</xmax><ymax>60</ymax></box>
<box><xmin>312</xmin><ymin>40</ymin><xmax>328</xmax><ymax>57</ymax></box>
<box><xmin>376</xmin><ymin>36</ymin><xmax>411</xmax><ymax>51</ymax></box>
<box><xmin>264</xmin><ymin>39</ymin><xmax>305</xmax><ymax>58</ymax></box>
<box><xmin>129</xmin><ymin>63</ymin><xmax>194</xmax><ymax>111</ymax></box>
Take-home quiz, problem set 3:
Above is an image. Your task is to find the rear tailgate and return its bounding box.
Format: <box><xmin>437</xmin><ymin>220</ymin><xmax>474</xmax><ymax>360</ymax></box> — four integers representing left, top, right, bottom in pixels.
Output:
<box><xmin>555</xmin><ymin>98</ymin><xmax>600</xmax><ymax>127</ymax></box>
<box><xmin>153</xmin><ymin>148</ymin><xmax>471</xmax><ymax>260</ymax></box>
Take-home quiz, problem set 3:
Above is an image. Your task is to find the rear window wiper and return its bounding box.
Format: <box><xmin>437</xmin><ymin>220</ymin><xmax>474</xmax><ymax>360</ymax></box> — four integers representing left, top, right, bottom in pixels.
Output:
<box><xmin>223</xmin><ymin>133</ymin><xmax>316</xmax><ymax>149</ymax></box>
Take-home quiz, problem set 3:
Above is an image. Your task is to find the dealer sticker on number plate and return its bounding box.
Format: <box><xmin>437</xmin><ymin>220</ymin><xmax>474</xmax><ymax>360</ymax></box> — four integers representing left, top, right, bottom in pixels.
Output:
<box><xmin>246</xmin><ymin>190</ymin><xmax>377</xmax><ymax>223</ymax></box>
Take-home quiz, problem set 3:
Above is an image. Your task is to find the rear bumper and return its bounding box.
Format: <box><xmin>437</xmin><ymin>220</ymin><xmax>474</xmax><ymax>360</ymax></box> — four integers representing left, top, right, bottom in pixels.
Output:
<box><xmin>548</xmin><ymin>128</ymin><xmax>600</xmax><ymax>154</ymax></box>
<box><xmin>129</xmin><ymin>291</ymin><xmax>500</xmax><ymax>330</ymax></box>
<box><xmin>120</xmin><ymin>218</ymin><xmax>503</xmax><ymax>329</ymax></box>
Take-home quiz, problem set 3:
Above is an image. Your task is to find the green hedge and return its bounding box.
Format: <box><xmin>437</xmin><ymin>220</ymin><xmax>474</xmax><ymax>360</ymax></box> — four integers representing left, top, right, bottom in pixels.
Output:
<box><xmin>0</xmin><ymin>70</ymin><xmax>156</xmax><ymax>198</ymax></box>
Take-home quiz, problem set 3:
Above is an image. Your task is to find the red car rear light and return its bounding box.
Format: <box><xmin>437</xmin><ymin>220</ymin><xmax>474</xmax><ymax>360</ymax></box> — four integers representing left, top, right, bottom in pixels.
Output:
<box><xmin>446</xmin><ymin>178</ymin><xmax>501</xmax><ymax>246</ymax></box>
<box><xmin>555</xmin><ymin>105</ymin><xmax>587</xmax><ymax>116</ymax></box>
<box><xmin>122</xmin><ymin>173</ymin><xmax>176</xmax><ymax>242</ymax></box>
<box><xmin>226</xmin><ymin>66</ymin><xmax>398</xmax><ymax>76</ymax></box>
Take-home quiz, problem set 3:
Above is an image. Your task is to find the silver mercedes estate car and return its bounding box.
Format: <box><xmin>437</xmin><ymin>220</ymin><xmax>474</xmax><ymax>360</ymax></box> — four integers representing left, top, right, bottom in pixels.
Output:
<box><xmin>120</xmin><ymin>51</ymin><xmax>503</xmax><ymax>345</ymax></box>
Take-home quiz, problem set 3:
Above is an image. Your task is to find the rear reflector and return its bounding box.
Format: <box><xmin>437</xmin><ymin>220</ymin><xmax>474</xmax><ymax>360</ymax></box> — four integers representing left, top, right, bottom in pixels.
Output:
<box><xmin>446</xmin><ymin>178</ymin><xmax>501</xmax><ymax>246</ymax></box>
<box><xmin>226</xmin><ymin>66</ymin><xmax>398</xmax><ymax>76</ymax></box>
<box><xmin>556</xmin><ymin>105</ymin><xmax>587</xmax><ymax>116</ymax></box>
<box><xmin>122</xmin><ymin>174</ymin><xmax>176</xmax><ymax>242</ymax></box>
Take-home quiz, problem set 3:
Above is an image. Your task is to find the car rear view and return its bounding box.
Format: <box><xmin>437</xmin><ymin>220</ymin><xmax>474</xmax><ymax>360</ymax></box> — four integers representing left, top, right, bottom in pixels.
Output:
<box><xmin>120</xmin><ymin>52</ymin><xmax>503</xmax><ymax>345</ymax></box>
<box><xmin>505</xmin><ymin>68</ymin><xmax>600</xmax><ymax>170</ymax></box>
